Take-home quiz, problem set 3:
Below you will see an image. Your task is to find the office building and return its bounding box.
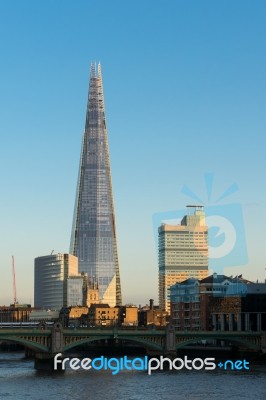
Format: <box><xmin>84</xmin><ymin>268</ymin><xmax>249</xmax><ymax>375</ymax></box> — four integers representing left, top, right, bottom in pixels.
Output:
<box><xmin>34</xmin><ymin>253</ymin><xmax>78</xmax><ymax>309</ymax></box>
<box><xmin>67</xmin><ymin>276</ymin><xmax>84</xmax><ymax>306</ymax></box>
<box><xmin>158</xmin><ymin>205</ymin><xmax>208</xmax><ymax>312</ymax></box>
<box><xmin>70</xmin><ymin>63</ymin><xmax>122</xmax><ymax>307</ymax></box>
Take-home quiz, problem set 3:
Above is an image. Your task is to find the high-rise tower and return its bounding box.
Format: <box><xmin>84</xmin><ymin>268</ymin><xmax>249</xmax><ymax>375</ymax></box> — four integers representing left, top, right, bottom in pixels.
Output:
<box><xmin>70</xmin><ymin>63</ymin><xmax>122</xmax><ymax>307</ymax></box>
<box><xmin>158</xmin><ymin>205</ymin><xmax>208</xmax><ymax>312</ymax></box>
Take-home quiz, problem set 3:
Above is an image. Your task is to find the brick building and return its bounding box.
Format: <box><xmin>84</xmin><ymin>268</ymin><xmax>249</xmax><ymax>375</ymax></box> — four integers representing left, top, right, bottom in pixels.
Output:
<box><xmin>170</xmin><ymin>274</ymin><xmax>266</xmax><ymax>332</ymax></box>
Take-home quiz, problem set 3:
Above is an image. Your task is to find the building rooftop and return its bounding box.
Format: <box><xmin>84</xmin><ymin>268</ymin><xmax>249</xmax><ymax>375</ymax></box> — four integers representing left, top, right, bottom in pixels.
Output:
<box><xmin>89</xmin><ymin>303</ymin><xmax>111</xmax><ymax>308</ymax></box>
<box><xmin>246</xmin><ymin>283</ymin><xmax>266</xmax><ymax>294</ymax></box>
<box><xmin>200</xmin><ymin>274</ymin><xmax>231</xmax><ymax>284</ymax></box>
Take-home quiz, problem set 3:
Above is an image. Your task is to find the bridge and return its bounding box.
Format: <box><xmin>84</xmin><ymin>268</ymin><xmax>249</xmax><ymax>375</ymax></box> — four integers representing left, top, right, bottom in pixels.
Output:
<box><xmin>0</xmin><ymin>323</ymin><xmax>265</xmax><ymax>369</ymax></box>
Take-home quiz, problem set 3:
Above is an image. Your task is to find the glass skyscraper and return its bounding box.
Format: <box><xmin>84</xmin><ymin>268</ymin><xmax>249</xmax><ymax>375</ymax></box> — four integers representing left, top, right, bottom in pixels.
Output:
<box><xmin>70</xmin><ymin>63</ymin><xmax>122</xmax><ymax>307</ymax></box>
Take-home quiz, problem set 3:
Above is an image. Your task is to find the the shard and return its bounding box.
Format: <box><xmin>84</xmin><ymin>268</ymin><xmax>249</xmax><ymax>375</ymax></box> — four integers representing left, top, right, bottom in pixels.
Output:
<box><xmin>70</xmin><ymin>62</ymin><xmax>122</xmax><ymax>307</ymax></box>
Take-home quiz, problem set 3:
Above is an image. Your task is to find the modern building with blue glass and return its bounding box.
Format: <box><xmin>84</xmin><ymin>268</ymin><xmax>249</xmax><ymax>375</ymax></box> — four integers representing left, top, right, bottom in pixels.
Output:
<box><xmin>70</xmin><ymin>63</ymin><xmax>122</xmax><ymax>307</ymax></box>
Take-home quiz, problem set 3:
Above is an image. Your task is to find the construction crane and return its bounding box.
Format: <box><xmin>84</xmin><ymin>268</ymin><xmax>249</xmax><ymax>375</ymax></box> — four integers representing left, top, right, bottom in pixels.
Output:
<box><xmin>12</xmin><ymin>256</ymin><xmax>18</xmax><ymax>305</ymax></box>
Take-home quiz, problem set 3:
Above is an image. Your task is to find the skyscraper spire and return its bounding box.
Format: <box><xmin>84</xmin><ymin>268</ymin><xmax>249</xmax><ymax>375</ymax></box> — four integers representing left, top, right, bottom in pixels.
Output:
<box><xmin>70</xmin><ymin>63</ymin><xmax>122</xmax><ymax>306</ymax></box>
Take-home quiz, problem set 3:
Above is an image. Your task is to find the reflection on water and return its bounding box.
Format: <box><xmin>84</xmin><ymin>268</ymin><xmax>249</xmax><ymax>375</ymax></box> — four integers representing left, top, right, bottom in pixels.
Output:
<box><xmin>0</xmin><ymin>352</ymin><xmax>265</xmax><ymax>400</ymax></box>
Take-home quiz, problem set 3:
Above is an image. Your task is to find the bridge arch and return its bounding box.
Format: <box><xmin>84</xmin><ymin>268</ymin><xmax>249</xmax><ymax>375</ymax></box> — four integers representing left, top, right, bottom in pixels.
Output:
<box><xmin>175</xmin><ymin>335</ymin><xmax>261</xmax><ymax>351</ymax></box>
<box><xmin>117</xmin><ymin>336</ymin><xmax>163</xmax><ymax>352</ymax></box>
<box><xmin>0</xmin><ymin>336</ymin><xmax>49</xmax><ymax>353</ymax></box>
<box><xmin>64</xmin><ymin>336</ymin><xmax>112</xmax><ymax>352</ymax></box>
<box><xmin>64</xmin><ymin>335</ymin><xmax>163</xmax><ymax>353</ymax></box>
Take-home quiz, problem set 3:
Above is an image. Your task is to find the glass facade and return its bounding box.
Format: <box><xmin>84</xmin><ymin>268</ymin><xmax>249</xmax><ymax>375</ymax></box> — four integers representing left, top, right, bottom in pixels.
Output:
<box><xmin>70</xmin><ymin>63</ymin><xmax>122</xmax><ymax>307</ymax></box>
<box><xmin>34</xmin><ymin>253</ymin><xmax>78</xmax><ymax>309</ymax></box>
<box><xmin>67</xmin><ymin>276</ymin><xmax>84</xmax><ymax>306</ymax></box>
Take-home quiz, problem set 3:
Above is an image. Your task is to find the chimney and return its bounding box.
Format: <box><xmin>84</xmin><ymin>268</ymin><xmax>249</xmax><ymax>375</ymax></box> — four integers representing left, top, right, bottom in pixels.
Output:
<box><xmin>149</xmin><ymin>299</ymin><xmax>154</xmax><ymax>310</ymax></box>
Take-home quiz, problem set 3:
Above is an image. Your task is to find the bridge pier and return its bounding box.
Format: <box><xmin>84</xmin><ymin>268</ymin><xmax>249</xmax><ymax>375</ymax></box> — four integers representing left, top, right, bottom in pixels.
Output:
<box><xmin>34</xmin><ymin>322</ymin><xmax>65</xmax><ymax>371</ymax></box>
<box><xmin>164</xmin><ymin>324</ymin><xmax>176</xmax><ymax>357</ymax></box>
<box><xmin>25</xmin><ymin>348</ymin><xmax>35</xmax><ymax>359</ymax></box>
<box><xmin>34</xmin><ymin>353</ymin><xmax>63</xmax><ymax>371</ymax></box>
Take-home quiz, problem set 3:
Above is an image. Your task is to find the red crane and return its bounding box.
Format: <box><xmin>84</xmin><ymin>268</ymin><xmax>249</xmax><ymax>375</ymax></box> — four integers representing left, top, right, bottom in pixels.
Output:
<box><xmin>12</xmin><ymin>256</ymin><xmax>18</xmax><ymax>305</ymax></box>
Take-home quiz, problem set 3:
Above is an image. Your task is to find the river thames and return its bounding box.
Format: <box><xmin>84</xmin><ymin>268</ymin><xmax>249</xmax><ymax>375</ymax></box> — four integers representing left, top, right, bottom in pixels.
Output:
<box><xmin>0</xmin><ymin>352</ymin><xmax>265</xmax><ymax>400</ymax></box>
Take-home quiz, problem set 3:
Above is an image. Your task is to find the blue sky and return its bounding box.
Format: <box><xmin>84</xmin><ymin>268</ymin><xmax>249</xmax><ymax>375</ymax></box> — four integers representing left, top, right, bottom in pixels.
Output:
<box><xmin>0</xmin><ymin>0</ymin><xmax>266</xmax><ymax>305</ymax></box>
